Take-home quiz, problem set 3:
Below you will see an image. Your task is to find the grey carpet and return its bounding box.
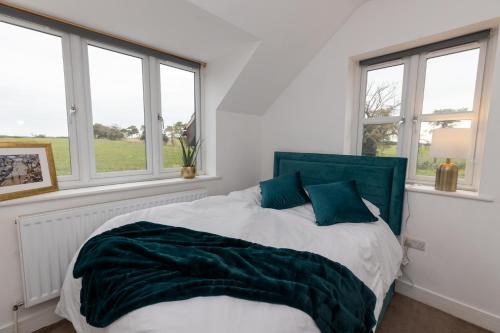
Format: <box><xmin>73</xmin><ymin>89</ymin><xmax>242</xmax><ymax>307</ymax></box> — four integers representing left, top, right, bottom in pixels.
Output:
<box><xmin>35</xmin><ymin>293</ymin><xmax>491</xmax><ymax>333</ymax></box>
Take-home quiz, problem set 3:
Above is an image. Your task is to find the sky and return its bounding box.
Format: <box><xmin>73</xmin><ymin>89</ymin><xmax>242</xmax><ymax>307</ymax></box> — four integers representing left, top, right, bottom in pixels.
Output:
<box><xmin>1</xmin><ymin>20</ymin><xmax>478</xmax><ymax>140</ymax></box>
<box><xmin>365</xmin><ymin>48</ymin><xmax>479</xmax><ymax>144</ymax></box>
<box><xmin>0</xmin><ymin>20</ymin><xmax>195</xmax><ymax>138</ymax></box>
<box><xmin>366</xmin><ymin>48</ymin><xmax>479</xmax><ymax>117</ymax></box>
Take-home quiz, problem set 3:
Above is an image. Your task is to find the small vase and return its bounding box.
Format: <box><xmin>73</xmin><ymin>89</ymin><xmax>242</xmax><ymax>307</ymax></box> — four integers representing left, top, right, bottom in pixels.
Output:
<box><xmin>181</xmin><ymin>166</ymin><xmax>196</xmax><ymax>179</ymax></box>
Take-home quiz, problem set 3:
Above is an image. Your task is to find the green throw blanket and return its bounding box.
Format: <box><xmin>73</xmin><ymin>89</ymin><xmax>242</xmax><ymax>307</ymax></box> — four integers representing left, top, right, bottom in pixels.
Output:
<box><xmin>74</xmin><ymin>221</ymin><xmax>376</xmax><ymax>333</ymax></box>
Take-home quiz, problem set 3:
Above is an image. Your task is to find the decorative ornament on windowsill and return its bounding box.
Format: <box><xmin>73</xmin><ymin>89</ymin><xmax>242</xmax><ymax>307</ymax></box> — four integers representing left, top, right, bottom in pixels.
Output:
<box><xmin>430</xmin><ymin>128</ymin><xmax>471</xmax><ymax>192</ymax></box>
<box><xmin>180</xmin><ymin>138</ymin><xmax>200</xmax><ymax>179</ymax></box>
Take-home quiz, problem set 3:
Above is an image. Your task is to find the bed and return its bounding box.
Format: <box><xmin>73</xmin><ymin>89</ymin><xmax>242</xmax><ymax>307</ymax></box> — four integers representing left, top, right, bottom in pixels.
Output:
<box><xmin>56</xmin><ymin>152</ymin><xmax>407</xmax><ymax>333</ymax></box>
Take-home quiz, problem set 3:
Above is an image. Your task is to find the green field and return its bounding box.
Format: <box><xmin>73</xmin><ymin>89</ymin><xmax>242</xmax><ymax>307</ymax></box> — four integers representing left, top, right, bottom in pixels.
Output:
<box><xmin>4</xmin><ymin>137</ymin><xmax>465</xmax><ymax>180</ymax></box>
<box><xmin>375</xmin><ymin>143</ymin><xmax>465</xmax><ymax>178</ymax></box>
<box><xmin>1</xmin><ymin>137</ymin><xmax>184</xmax><ymax>175</ymax></box>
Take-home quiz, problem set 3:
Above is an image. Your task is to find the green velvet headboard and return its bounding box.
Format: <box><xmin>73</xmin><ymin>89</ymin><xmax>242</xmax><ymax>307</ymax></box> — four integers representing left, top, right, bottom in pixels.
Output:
<box><xmin>274</xmin><ymin>152</ymin><xmax>407</xmax><ymax>235</ymax></box>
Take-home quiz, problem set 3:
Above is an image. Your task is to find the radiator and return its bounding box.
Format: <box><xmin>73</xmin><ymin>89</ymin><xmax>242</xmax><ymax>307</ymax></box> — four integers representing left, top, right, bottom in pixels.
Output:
<box><xmin>16</xmin><ymin>189</ymin><xmax>207</xmax><ymax>307</ymax></box>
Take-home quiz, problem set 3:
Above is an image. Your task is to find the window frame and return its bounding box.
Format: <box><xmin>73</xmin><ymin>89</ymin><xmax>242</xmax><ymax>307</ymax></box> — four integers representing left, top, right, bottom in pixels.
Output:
<box><xmin>81</xmin><ymin>39</ymin><xmax>154</xmax><ymax>179</ymax></box>
<box><xmin>154</xmin><ymin>58</ymin><xmax>202</xmax><ymax>175</ymax></box>
<box><xmin>0</xmin><ymin>14</ymin><xmax>203</xmax><ymax>189</ymax></box>
<box><xmin>0</xmin><ymin>15</ymin><xmax>80</xmax><ymax>182</ymax></box>
<box><xmin>355</xmin><ymin>38</ymin><xmax>490</xmax><ymax>190</ymax></box>
<box><xmin>356</xmin><ymin>59</ymin><xmax>410</xmax><ymax>157</ymax></box>
<box><xmin>408</xmin><ymin>41</ymin><xmax>487</xmax><ymax>187</ymax></box>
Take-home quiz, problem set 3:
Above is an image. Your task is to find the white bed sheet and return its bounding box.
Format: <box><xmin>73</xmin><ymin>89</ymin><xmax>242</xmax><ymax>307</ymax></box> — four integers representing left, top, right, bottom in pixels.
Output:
<box><xmin>56</xmin><ymin>186</ymin><xmax>402</xmax><ymax>333</ymax></box>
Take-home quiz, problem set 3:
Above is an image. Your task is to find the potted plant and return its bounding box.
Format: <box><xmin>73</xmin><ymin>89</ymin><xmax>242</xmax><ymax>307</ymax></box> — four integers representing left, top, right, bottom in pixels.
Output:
<box><xmin>180</xmin><ymin>138</ymin><xmax>200</xmax><ymax>179</ymax></box>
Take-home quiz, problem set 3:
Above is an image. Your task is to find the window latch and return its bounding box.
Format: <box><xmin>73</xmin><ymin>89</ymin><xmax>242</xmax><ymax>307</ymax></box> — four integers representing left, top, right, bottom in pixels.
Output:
<box><xmin>157</xmin><ymin>113</ymin><xmax>164</xmax><ymax>129</ymax></box>
<box><xmin>68</xmin><ymin>105</ymin><xmax>77</xmax><ymax>124</ymax></box>
<box><xmin>399</xmin><ymin>117</ymin><xmax>406</xmax><ymax>125</ymax></box>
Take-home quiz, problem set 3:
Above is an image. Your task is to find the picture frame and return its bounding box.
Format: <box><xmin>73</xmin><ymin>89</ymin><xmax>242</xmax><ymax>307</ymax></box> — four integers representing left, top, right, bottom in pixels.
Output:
<box><xmin>0</xmin><ymin>142</ymin><xmax>58</xmax><ymax>202</ymax></box>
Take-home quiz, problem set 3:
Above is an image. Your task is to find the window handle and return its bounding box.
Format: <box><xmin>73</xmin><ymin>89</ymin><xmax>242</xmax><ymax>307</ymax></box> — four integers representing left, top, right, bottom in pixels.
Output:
<box><xmin>68</xmin><ymin>105</ymin><xmax>77</xmax><ymax>124</ymax></box>
<box><xmin>399</xmin><ymin>117</ymin><xmax>406</xmax><ymax>125</ymax></box>
<box><xmin>157</xmin><ymin>113</ymin><xmax>164</xmax><ymax>129</ymax></box>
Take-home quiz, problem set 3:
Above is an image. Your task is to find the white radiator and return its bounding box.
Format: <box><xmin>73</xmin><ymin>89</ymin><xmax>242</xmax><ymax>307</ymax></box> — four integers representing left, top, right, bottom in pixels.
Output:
<box><xmin>16</xmin><ymin>189</ymin><xmax>207</xmax><ymax>307</ymax></box>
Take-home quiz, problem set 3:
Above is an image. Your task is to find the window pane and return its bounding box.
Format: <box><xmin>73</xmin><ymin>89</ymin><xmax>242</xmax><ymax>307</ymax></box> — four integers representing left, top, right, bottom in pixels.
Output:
<box><xmin>422</xmin><ymin>48</ymin><xmax>480</xmax><ymax>115</ymax></box>
<box><xmin>362</xmin><ymin>123</ymin><xmax>399</xmax><ymax>157</ymax></box>
<box><xmin>88</xmin><ymin>45</ymin><xmax>146</xmax><ymax>173</ymax></box>
<box><xmin>364</xmin><ymin>64</ymin><xmax>404</xmax><ymax>118</ymax></box>
<box><xmin>416</xmin><ymin>120</ymin><xmax>471</xmax><ymax>179</ymax></box>
<box><xmin>160</xmin><ymin>65</ymin><xmax>196</xmax><ymax>168</ymax></box>
<box><xmin>0</xmin><ymin>22</ymin><xmax>71</xmax><ymax>176</ymax></box>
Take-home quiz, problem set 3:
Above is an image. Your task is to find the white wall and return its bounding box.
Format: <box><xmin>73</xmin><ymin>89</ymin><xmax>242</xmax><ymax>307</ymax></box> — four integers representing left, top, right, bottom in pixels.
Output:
<box><xmin>261</xmin><ymin>0</ymin><xmax>500</xmax><ymax>331</ymax></box>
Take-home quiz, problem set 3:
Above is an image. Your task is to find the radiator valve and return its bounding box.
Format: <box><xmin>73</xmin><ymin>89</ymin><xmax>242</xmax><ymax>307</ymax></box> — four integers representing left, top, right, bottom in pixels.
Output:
<box><xmin>12</xmin><ymin>301</ymin><xmax>24</xmax><ymax>312</ymax></box>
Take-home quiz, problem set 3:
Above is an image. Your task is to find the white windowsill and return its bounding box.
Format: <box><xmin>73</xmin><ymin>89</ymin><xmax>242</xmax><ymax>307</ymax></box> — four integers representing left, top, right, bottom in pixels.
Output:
<box><xmin>0</xmin><ymin>175</ymin><xmax>221</xmax><ymax>208</ymax></box>
<box><xmin>405</xmin><ymin>184</ymin><xmax>493</xmax><ymax>202</ymax></box>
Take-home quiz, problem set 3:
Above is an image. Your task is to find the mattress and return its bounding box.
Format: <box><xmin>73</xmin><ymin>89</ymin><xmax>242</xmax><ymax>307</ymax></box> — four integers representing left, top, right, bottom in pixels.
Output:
<box><xmin>56</xmin><ymin>186</ymin><xmax>403</xmax><ymax>333</ymax></box>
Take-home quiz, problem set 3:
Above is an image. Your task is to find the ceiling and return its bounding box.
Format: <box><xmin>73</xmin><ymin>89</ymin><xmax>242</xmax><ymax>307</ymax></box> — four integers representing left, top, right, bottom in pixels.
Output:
<box><xmin>3</xmin><ymin>0</ymin><xmax>368</xmax><ymax>115</ymax></box>
<box><xmin>187</xmin><ymin>0</ymin><xmax>368</xmax><ymax>114</ymax></box>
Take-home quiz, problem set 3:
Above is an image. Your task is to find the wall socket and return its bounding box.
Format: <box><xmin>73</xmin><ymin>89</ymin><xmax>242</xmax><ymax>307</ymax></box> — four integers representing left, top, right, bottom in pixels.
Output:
<box><xmin>404</xmin><ymin>237</ymin><xmax>426</xmax><ymax>251</ymax></box>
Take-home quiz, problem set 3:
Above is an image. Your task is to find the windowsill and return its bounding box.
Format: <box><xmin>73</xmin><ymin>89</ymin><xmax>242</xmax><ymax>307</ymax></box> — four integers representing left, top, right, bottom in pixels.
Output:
<box><xmin>0</xmin><ymin>175</ymin><xmax>221</xmax><ymax>208</ymax></box>
<box><xmin>405</xmin><ymin>183</ymin><xmax>493</xmax><ymax>202</ymax></box>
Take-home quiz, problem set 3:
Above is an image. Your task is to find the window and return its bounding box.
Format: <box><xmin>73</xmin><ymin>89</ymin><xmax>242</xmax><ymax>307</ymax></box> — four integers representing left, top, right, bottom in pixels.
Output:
<box><xmin>0</xmin><ymin>12</ymin><xmax>201</xmax><ymax>189</ymax></box>
<box><xmin>159</xmin><ymin>64</ymin><xmax>197</xmax><ymax>169</ymax></box>
<box><xmin>360</xmin><ymin>63</ymin><xmax>405</xmax><ymax>157</ymax></box>
<box><xmin>0</xmin><ymin>20</ymin><xmax>76</xmax><ymax>179</ymax></box>
<box><xmin>87</xmin><ymin>44</ymin><xmax>148</xmax><ymax>174</ymax></box>
<box><xmin>356</xmin><ymin>33</ymin><xmax>489</xmax><ymax>190</ymax></box>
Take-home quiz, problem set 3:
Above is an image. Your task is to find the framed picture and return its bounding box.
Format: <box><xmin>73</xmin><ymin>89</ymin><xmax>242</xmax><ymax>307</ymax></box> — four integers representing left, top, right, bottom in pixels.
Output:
<box><xmin>0</xmin><ymin>142</ymin><xmax>58</xmax><ymax>202</ymax></box>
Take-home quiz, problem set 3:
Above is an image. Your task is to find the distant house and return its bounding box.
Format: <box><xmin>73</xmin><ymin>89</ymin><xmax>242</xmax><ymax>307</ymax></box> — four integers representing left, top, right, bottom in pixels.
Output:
<box><xmin>184</xmin><ymin>114</ymin><xmax>196</xmax><ymax>146</ymax></box>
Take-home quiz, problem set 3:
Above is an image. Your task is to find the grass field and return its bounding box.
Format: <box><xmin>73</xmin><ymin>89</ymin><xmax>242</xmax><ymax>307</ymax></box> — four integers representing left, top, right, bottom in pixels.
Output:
<box><xmin>1</xmin><ymin>137</ymin><xmax>185</xmax><ymax>175</ymax></box>
<box><xmin>4</xmin><ymin>137</ymin><xmax>465</xmax><ymax>179</ymax></box>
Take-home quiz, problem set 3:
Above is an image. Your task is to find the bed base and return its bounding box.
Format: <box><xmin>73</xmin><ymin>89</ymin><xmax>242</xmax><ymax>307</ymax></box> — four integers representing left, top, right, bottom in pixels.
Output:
<box><xmin>376</xmin><ymin>282</ymin><xmax>396</xmax><ymax>329</ymax></box>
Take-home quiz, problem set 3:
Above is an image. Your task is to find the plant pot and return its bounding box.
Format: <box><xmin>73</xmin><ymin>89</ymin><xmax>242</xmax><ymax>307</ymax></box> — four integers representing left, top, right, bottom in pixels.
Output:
<box><xmin>181</xmin><ymin>166</ymin><xmax>196</xmax><ymax>179</ymax></box>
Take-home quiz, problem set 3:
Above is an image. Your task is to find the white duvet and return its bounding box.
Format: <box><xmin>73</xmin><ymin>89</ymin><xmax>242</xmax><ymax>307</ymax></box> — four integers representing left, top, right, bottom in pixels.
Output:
<box><xmin>56</xmin><ymin>186</ymin><xmax>402</xmax><ymax>333</ymax></box>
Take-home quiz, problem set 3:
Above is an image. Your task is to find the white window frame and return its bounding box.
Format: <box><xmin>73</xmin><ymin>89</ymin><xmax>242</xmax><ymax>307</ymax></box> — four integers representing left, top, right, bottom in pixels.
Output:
<box><xmin>154</xmin><ymin>58</ymin><xmax>202</xmax><ymax>176</ymax></box>
<box><xmin>408</xmin><ymin>42</ymin><xmax>487</xmax><ymax>187</ymax></box>
<box><xmin>0</xmin><ymin>14</ymin><xmax>203</xmax><ymax>189</ymax></box>
<box><xmin>356</xmin><ymin>59</ymin><xmax>410</xmax><ymax>157</ymax></box>
<box><xmin>355</xmin><ymin>38</ymin><xmax>490</xmax><ymax>191</ymax></box>
<box><xmin>0</xmin><ymin>15</ymin><xmax>80</xmax><ymax>182</ymax></box>
<box><xmin>81</xmin><ymin>39</ymin><xmax>154</xmax><ymax>179</ymax></box>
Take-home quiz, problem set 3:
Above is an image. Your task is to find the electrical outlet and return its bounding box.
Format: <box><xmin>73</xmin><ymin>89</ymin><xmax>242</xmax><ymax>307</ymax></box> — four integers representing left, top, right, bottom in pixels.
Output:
<box><xmin>404</xmin><ymin>237</ymin><xmax>426</xmax><ymax>251</ymax></box>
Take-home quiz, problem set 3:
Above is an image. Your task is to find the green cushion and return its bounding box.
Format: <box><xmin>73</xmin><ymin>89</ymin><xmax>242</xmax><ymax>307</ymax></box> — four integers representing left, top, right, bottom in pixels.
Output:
<box><xmin>273</xmin><ymin>152</ymin><xmax>408</xmax><ymax>235</ymax></box>
<box><xmin>260</xmin><ymin>172</ymin><xmax>309</xmax><ymax>209</ymax></box>
<box><xmin>305</xmin><ymin>180</ymin><xmax>378</xmax><ymax>226</ymax></box>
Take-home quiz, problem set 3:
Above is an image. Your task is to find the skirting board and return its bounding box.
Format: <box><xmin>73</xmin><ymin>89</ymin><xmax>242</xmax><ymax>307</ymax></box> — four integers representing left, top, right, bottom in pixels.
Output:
<box><xmin>396</xmin><ymin>279</ymin><xmax>500</xmax><ymax>332</ymax></box>
<box><xmin>0</xmin><ymin>303</ymin><xmax>60</xmax><ymax>333</ymax></box>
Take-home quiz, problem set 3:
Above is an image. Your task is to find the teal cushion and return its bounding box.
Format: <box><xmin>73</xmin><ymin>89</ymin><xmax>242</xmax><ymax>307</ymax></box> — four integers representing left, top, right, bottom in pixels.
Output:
<box><xmin>260</xmin><ymin>172</ymin><xmax>309</xmax><ymax>209</ymax></box>
<box><xmin>305</xmin><ymin>180</ymin><xmax>378</xmax><ymax>226</ymax></box>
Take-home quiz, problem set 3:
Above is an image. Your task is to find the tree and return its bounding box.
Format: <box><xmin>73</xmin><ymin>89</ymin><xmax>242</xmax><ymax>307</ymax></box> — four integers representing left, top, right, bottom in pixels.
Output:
<box><xmin>126</xmin><ymin>125</ymin><xmax>139</xmax><ymax>138</ymax></box>
<box><xmin>429</xmin><ymin>108</ymin><xmax>467</xmax><ymax>129</ymax></box>
<box><xmin>93</xmin><ymin>123</ymin><xmax>125</xmax><ymax>140</ymax></box>
<box><xmin>362</xmin><ymin>83</ymin><xmax>400</xmax><ymax>156</ymax></box>
<box><xmin>165</xmin><ymin>121</ymin><xmax>186</xmax><ymax>145</ymax></box>
<box><xmin>93</xmin><ymin>123</ymin><xmax>108</xmax><ymax>139</ymax></box>
<box><xmin>162</xmin><ymin>132</ymin><xmax>169</xmax><ymax>143</ymax></box>
<box><xmin>107</xmin><ymin>125</ymin><xmax>125</xmax><ymax>140</ymax></box>
<box><xmin>140</xmin><ymin>125</ymin><xmax>146</xmax><ymax>140</ymax></box>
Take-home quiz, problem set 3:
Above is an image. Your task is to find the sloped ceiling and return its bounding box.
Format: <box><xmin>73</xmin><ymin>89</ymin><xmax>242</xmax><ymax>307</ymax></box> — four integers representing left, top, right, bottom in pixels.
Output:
<box><xmin>3</xmin><ymin>0</ymin><xmax>367</xmax><ymax>115</ymax></box>
<box><xmin>188</xmin><ymin>0</ymin><xmax>368</xmax><ymax>114</ymax></box>
<box><xmin>3</xmin><ymin>0</ymin><xmax>258</xmax><ymax>62</ymax></box>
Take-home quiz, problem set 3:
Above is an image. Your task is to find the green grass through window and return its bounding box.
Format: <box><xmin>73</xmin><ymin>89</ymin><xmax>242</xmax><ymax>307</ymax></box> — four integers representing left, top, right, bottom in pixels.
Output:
<box><xmin>0</xmin><ymin>137</ymin><xmax>185</xmax><ymax>176</ymax></box>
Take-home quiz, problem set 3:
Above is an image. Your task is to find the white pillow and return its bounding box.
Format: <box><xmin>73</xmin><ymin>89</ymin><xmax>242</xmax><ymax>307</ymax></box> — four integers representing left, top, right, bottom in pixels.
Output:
<box><xmin>229</xmin><ymin>185</ymin><xmax>381</xmax><ymax>219</ymax></box>
<box><xmin>228</xmin><ymin>185</ymin><xmax>261</xmax><ymax>205</ymax></box>
<box><xmin>362</xmin><ymin>198</ymin><xmax>381</xmax><ymax>217</ymax></box>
